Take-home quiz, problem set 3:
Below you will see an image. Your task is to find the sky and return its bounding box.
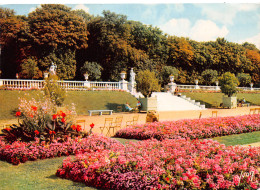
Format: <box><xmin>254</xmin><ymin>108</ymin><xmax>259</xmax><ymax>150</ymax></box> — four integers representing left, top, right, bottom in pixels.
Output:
<box><xmin>1</xmin><ymin>2</ymin><xmax>260</xmax><ymax>49</ymax></box>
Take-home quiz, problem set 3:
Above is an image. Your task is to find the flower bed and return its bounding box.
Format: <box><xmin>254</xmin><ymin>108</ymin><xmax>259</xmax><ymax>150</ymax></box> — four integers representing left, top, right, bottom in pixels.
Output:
<box><xmin>115</xmin><ymin>114</ymin><xmax>260</xmax><ymax>140</ymax></box>
<box><xmin>0</xmin><ymin>134</ymin><xmax>123</xmax><ymax>165</ymax></box>
<box><xmin>56</xmin><ymin>138</ymin><xmax>260</xmax><ymax>189</ymax></box>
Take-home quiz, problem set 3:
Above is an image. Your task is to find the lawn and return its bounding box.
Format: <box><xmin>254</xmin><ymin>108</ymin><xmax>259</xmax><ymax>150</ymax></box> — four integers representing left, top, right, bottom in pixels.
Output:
<box><xmin>181</xmin><ymin>92</ymin><xmax>260</xmax><ymax>108</ymax></box>
<box><xmin>212</xmin><ymin>131</ymin><xmax>260</xmax><ymax>146</ymax></box>
<box><xmin>0</xmin><ymin>90</ymin><xmax>138</xmax><ymax>120</ymax></box>
<box><xmin>0</xmin><ymin>156</ymin><xmax>96</xmax><ymax>190</ymax></box>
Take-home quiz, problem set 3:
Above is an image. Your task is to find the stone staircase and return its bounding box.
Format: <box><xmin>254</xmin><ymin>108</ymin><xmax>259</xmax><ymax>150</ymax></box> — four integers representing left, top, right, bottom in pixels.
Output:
<box><xmin>152</xmin><ymin>92</ymin><xmax>205</xmax><ymax>111</ymax></box>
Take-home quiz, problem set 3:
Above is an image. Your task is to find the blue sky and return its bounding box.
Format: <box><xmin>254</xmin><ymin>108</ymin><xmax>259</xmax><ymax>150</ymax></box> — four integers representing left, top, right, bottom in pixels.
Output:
<box><xmin>1</xmin><ymin>3</ymin><xmax>260</xmax><ymax>49</ymax></box>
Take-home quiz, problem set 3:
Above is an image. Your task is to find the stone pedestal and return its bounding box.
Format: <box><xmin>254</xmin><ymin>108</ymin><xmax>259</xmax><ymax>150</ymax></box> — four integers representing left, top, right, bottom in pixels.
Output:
<box><xmin>139</xmin><ymin>97</ymin><xmax>157</xmax><ymax>112</ymax></box>
<box><xmin>120</xmin><ymin>80</ymin><xmax>128</xmax><ymax>91</ymax></box>
<box><xmin>168</xmin><ymin>82</ymin><xmax>176</xmax><ymax>93</ymax></box>
<box><xmin>84</xmin><ymin>81</ymin><xmax>90</xmax><ymax>88</ymax></box>
<box><xmin>223</xmin><ymin>96</ymin><xmax>237</xmax><ymax>109</ymax></box>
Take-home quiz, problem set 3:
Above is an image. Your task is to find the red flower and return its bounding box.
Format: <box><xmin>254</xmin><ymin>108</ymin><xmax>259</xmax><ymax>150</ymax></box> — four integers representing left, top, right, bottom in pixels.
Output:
<box><xmin>61</xmin><ymin>112</ymin><xmax>66</xmax><ymax>118</ymax></box>
<box><xmin>61</xmin><ymin>118</ymin><xmax>66</xmax><ymax>123</ymax></box>
<box><xmin>76</xmin><ymin>125</ymin><xmax>82</xmax><ymax>132</ymax></box>
<box><xmin>16</xmin><ymin>111</ymin><xmax>21</xmax><ymax>117</ymax></box>
<box><xmin>4</xmin><ymin>127</ymin><xmax>11</xmax><ymax>131</ymax></box>
<box><xmin>29</xmin><ymin>114</ymin><xmax>34</xmax><ymax>118</ymax></box>
<box><xmin>31</xmin><ymin>106</ymin><xmax>37</xmax><ymax>111</ymax></box>
<box><xmin>71</xmin><ymin>125</ymin><xmax>77</xmax><ymax>130</ymax></box>
<box><xmin>52</xmin><ymin>114</ymin><xmax>57</xmax><ymax>120</ymax></box>
<box><xmin>90</xmin><ymin>123</ymin><xmax>95</xmax><ymax>128</ymax></box>
<box><xmin>34</xmin><ymin>130</ymin><xmax>39</xmax><ymax>135</ymax></box>
<box><xmin>49</xmin><ymin>130</ymin><xmax>55</xmax><ymax>135</ymax></box>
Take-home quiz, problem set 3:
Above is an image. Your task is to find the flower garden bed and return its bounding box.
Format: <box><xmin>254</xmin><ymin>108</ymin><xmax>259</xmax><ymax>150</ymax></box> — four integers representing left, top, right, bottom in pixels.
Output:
<box><xmin>115</xmin><ymin>114</ymin><xmax>260</xmax><ymax>141</ymax></box>
<box><xmin>0</xmin><ymin>134</ymin><xmax>122</xmax><ymax>165</ymax></box>
<box><xmin>56</xmin><ymin>137</ymin><xmax>260</xmax><ymax>189</ymax></box>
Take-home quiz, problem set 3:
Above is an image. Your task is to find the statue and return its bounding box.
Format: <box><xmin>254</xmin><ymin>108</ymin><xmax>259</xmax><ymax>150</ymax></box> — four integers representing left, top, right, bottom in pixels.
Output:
<box><xmin>129</xmin><ymin>68</ymin><xmax>136</xmax><ymax>83</ymax></box>
<box><xmin>49</xmin><ymin>62</ymin><xmax>57</xmax><ymax>75</ymax></box>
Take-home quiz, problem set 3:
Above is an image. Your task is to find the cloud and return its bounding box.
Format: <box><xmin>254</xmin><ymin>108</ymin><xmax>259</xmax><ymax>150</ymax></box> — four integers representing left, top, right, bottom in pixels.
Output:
<box><xmin>239</xmin><ymin>33</ymin><xmax>260</xmax><ymax>49</ymax></box>
<box><xmin>190</xmin><ymin>20</ymin><xmax>229</xmax><ymax>41</ymax></box>
<box><xmin>72</xmin><ymin>4</ymin><xmax>90</xmax><ymax>13</ymax></box>
<box><xmin>196</xmin><ymin>4</ymin><xmax>259</xmax><ymax>25</ymax></box>
<box><xmin>160</xmin><ymin>18</ymin><xmax>191</xmax><ymax>37</ymax></box>
<box><xmin>29</xmin><ymin>5</ymin><xmax>41</xmax><ymax>13</ymax></box>
<box><xmin>159</xmin><ymin>18</ymin><xmax>229</xmax><ymax>42</ymax></box>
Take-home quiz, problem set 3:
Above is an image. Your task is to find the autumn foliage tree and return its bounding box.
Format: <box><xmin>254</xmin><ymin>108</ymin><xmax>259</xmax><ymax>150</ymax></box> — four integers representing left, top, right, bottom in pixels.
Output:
<box><xmin>24</xmin><ymin>4</ymin><xmax>89</xmax><ymax>79</ymax></box>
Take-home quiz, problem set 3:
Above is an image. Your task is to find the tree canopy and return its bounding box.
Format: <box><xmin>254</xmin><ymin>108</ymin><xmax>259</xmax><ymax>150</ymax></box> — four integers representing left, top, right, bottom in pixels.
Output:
<box><xmin>0</xmin><ymin>5</ymin><xmax>259</xmax><ymax>87</ymax></box>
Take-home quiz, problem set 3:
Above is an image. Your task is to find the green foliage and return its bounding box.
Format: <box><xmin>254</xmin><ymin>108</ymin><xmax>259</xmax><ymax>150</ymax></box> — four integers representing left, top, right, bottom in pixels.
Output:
<box><xmin>160</xmin><ymin>66</ymin><xmax>179</xmax><ymax>86</ymax></box>
<box><xmin>20</xmin><ymin>57</ymin><xmax>41</xmax><ymax>79</ymax></box>
<box><xmin>80</xmin><ymin>61</ymin><xmax>103</xmax><ymax>80</ymax></box>
<box><xmin>236</xmin><ymin>73</ymin><xmax>252</xmax><ymax>87</ymax></box>
<box><xmin>43</xmin><ymin>75</ymin><xmax>66</xmax><ymax>106</ymax></box>
<box><xmin>39</xmin><ymin>49</ymin><xmax>77</xmax><ymax>79</ymax></box>
<box><xmin>219</xmin><ymin>72</ymin><xmax>239</xmax><ymax>97</ymax></box>
<box><xmin>201</xmin><ymin>69</ymin><xmax>218</xmax><ymax>85</ymax></box>
<box><xmin>136</xmin><ymin>70</ymin><xmax>160</xmax><ymax>98</ymax></box>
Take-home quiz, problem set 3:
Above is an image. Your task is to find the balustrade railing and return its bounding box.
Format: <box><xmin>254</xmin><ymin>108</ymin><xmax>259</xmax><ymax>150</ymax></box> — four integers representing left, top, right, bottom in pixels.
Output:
<box><xmin>0</xmin><ymin>79</ymin><xmax>121</xmax><ymax>91</ymax></box>
<box><xmin>89</xmin><ymin>81</ymin><xmax>120</xmax><ymax>90</ymax></box>
<box><xmin>0</xmin><ymin>79</ymin><xmax>259</xmax><ymax>92</ymax></box>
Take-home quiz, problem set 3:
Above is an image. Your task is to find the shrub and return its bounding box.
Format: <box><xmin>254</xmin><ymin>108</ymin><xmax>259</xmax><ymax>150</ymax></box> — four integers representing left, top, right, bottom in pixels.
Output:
<box><xmin>201</xmin><ymin>69</ymin><xmax>218</xmax><ymax>85</ymax></box>
<box><xmin>44</xmin><ymin>75</ymin><xmax>66</xmax><ymax>106</ymax></box>
<box><xmin>136</xmin><ymin>70</ymin><xmax>160</xmax><ymax>97</ymax></box>
<box><xmin>219</xmin><ymin>72</ymin><xmax>239</xmax><ymax>97</ymax></box>
<box><xmin>20</xmin><ymin>57</ymin><xmax>42</xmax><ymax>79</ymax></box>
<box><xmin>80</xmin><ymin>61</ymin><xmax>103</xmax><ymax>81</ymax></box>
<box><xmin>237</xmin><ymin>73</ymin><xmax>252</xmax><ymax>87</ymax></box>
<box><xmin>160</xmin><ymin>66</ymin><xmax>179</xmax><ymax>86</ymax></box>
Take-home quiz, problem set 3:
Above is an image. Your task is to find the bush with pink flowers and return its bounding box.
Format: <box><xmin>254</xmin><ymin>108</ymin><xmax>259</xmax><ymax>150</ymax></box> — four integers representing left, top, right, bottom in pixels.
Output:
<box><xmin>56</xmin><ymin>138</ymin><xmax>260</xmax><ymax>189</ymax></box>
<box><xmin>0</xmin><ymin>134</ymin><xmax>123</xmax><ymax>165</ymax></box>
<box><xmin>115</xmin><ymin>114</ymin><xmax>260</xmax><ymax>140</ymax></box>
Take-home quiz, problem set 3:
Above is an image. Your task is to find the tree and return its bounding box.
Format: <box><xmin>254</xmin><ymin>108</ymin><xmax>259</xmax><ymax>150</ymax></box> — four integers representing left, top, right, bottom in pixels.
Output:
<box><xmin>201</xmin><ymin>69</ymin><xmax>218</xmax><ymax>85</ymax></box>
<box><xmin>80</xmin><ymin>61</ymin><xmax>103</xmax><ymax>81</ymax></box>
<box><xmin>136</xmin><ymin>70</ymin><xmax>160</xmax><ymax>98</ymax></box>
<box><xmin>20</xmin><ymin>57</ymin><xmax>41</xmax><ymax>79</ymax></box>
<box><xmin>160</xmin><ymin>66</ymin><xmax>179</xmax><ymax>86</ymax></box>
<box><xmin>25</xmin><ymin>4</ymin><xmax>89</xmax><ymax>79</ymax></box>
<box><xmin>236</xmin><ymin>73</ymin><xmax>252</xmax><ymax>87</ymax></box>
<box><xmin>219</xmin><ymin>72</ymin><xmax>239</xmax><ymax>97</ymax></box>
